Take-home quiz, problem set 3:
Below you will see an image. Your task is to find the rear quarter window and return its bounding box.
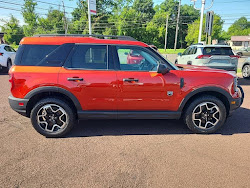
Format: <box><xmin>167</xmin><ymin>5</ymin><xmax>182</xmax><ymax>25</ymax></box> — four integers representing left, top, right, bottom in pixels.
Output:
<box><xmin>14</xmin><ymin>44</ymin><xmax>74</xmax><ymax>66</ymax></box>
<box><xmin>203</xmin><ymin>47</ymin><xmax>234</xmax><ymax>55</ymax></box>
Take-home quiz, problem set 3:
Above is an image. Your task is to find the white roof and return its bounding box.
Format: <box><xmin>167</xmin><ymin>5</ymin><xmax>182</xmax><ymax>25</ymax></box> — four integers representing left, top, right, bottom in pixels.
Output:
<box><xmin>190</xmin><ymin>44</ymin><xmax>231</xmax><ymax>48</ymax></box>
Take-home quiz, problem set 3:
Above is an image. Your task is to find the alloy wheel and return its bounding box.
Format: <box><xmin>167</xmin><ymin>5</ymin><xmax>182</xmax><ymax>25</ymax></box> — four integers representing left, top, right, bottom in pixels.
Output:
<box><xmin>192</xmin><ymin>102</ymin><xmax>221</xmax><ymax>129</ymax></box>
<box><xmin>36</xmin><ymin>104</ymin><xmax>69</xmax><ymax>133</ymax></box>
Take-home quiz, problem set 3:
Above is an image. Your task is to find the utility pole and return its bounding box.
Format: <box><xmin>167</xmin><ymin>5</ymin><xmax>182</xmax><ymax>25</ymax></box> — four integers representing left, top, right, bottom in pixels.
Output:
<box><xmin>62</xmin><ymin>0</ymin><xmax>68</xmax><ymax>34</ymax></box>
<box><xmin>87</xmin><ymin>0</ymin><xmax>92</xmax><ymax>35</ymax></box>
<box><xmin>164</xmin><ymin>14</ymin><xmax>169</xmax><ymax>51</ymax></box>
<box><xmin>174</xmin><ymin>0</ymin><xmax>181</xmax><ymax>51</ymax></box>
<box><xmin>191</xmin><ymin>0</ymin><xmax>214</xmax><ymax>43</ymax></box>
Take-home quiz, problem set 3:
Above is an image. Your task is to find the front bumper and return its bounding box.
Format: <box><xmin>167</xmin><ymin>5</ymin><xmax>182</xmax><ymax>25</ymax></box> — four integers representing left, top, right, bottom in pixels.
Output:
<box><xmin>229</xmin><ymin>85</ymin><xmax>244</xmax><ymax>114</ymax></box>
<box><xmin>8</xmin><ymin>96</ymin><xmax>29</xmax><ymax>117</ymax></box>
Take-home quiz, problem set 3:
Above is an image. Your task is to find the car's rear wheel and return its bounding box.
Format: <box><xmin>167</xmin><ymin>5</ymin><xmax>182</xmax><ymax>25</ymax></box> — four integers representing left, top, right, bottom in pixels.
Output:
<box><xmin>242</xmin><ymin>64</ymin><xmax>250</xmax><ymax>79</ymax></box>
<box><xmin>30</xmin><ymin>98</ymin><xmax>76</xmax><ymax>137</ymax></box>
<box><xmin>237</xmin><ymin>52</ymin><xmax>243</xmax><ymax>57</ymax></box>
<box><xmin>184</xmin><ymin>96</ymin><xmax>227</xmax><ymax>134</ymax></box>
<box><xmin>4</xmin><ymin>59</ymin><xmax>12</xmax><ymax>73</ymax></box>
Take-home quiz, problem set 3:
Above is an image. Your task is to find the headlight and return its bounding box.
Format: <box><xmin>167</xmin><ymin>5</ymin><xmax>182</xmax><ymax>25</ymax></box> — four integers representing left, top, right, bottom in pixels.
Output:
<box><xmin>233</xmin><ymin>77</ymin><xmax>238</xmax><ymax>92</ymax></box>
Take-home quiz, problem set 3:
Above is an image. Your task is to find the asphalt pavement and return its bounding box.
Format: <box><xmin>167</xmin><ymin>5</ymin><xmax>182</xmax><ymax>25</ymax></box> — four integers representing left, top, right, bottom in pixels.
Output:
<box><xmin>0</xmin><ymin>72</ymin><xmax>249</xmax><ymax>188</ymax></box>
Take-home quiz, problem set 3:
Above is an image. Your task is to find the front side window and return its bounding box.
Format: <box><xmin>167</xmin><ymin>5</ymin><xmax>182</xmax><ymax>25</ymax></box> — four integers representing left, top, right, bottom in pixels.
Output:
<box><xmin>66</xmin><ymin>45</ymin><xmax>108</xmax><ymax>70</ymax></box>
<box><xmin>182</xmin><ymin>47</ymin><xmax>191</xmax><ymax>55</ymax></box>
<box><xmin>116</xmin><ymin>46</ymin><xmax>158</xmax><ymax>71</ymax></box>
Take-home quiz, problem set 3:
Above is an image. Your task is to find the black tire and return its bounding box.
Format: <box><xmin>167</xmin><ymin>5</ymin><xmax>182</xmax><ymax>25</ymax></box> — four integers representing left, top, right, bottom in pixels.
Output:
<box><xmin>184</xmin><ymin>95</ymin><xmax>227</xmax><ymax>134</ymax></box>
<box><xmin>237</xmin><ymin>52</ymin><xmax>243</xmax><ymax>57</ymax></box>
<box><xmin>175</xmin><ymin>60</ymin><xmax>178</xmax><ymax>64</ymax></box>
<box><xmin>30</xmin><ymin>98</ymin><xmax>76</xmax><ymax>137</ymax></box>
<box><xmin>242</xmin><ymin>64</ymin><xmax>250</xmax><ymax>79</ymax></box>
<box><xmin>4</xmin><ymin>59</ymin><xmax>12</xmax><ymax>73</ymax></box>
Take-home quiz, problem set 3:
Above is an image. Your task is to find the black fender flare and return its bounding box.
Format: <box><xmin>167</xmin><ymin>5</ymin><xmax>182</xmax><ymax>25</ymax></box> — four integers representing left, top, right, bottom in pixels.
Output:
<box><xmin>24</xmin><ymin>86</ymin><xmax>82</xmax><ymax>111</ymax></box>
<box><xmin>178</xmin><ymin>86</ymin><xmax>232</xmax><ymax>111</ymax></box>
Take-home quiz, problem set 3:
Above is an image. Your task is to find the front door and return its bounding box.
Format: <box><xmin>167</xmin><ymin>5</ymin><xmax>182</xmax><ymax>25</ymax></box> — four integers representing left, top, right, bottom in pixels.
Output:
<box><xmin>58</xmin><ymin>44</ymin><xmax>117</xmax><ymax>111</ymax></box>
<box><xmin>114</xmin><ymin>45</ymin><xmax>180</xmax><ymax>111</ymax></box>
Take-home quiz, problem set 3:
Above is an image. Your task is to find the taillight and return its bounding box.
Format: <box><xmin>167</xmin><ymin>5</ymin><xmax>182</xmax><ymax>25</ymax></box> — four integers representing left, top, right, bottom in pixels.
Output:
<box><xmin>9</xmin><ymin>73</ymin><xmax>14</xmax><ymax>90</ymax></box>
<box><xmin>196</xmin><ymin>55</ymin><xmax>211</xmax><ymax>59</ymax></box>
<box><xmin>0</xmin><ymin>53</ymin><xmax>3</xmax><ymax>56</ymax></box>
<box><xmin>230</xmin><ymin>55</ymin><xmax>240</xmax><ymax>58</ymax></box>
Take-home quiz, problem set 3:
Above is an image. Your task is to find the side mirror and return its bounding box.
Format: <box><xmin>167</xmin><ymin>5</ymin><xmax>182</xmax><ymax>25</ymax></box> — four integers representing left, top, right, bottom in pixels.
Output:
<box><xmin>178</xmin><ymin>53</ymin><xmax>182</xmax><ymax>56</ymax></box>
<box><xmin>157</xmin><ymin>64</ymin><xmax>170</xmax><ymax>75</ymax></box>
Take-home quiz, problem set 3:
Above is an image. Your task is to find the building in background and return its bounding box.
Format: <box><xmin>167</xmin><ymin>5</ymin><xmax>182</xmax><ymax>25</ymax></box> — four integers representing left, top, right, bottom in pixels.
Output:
<box><xmin>229</xmin><ymin>35</ymin><xmax>250</xmax><ymax>50</ymax></box>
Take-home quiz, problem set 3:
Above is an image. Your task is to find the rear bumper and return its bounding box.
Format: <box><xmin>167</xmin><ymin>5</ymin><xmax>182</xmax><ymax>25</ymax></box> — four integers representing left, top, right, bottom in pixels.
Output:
<box><xmin>229</xmin><ymin>86</ymin><xmax>244</xmax><ymax>114</ymax></box>
<box><xmin>8</xmin><ymin>96</ymin><xmax>29</xmax><ymax>117</ymax></box>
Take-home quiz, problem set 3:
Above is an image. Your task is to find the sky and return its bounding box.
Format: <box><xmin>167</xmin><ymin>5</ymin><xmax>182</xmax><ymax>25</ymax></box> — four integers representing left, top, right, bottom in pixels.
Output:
<box><xmin>0</xmin><ymin>0</ymin><xmax>249</xmax><ymax>31</ymax></box>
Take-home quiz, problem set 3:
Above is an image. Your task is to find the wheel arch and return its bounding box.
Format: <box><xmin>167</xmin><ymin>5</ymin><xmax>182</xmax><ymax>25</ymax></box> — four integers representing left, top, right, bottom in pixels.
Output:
<box><xmin>179</xmin><ymin>87</ymin><xmax>231</xmax><ymax>116</ymax></box>
<box><xmin>25</xmin><ymin>86</ymin><xmax>82</xmax><ymax>117</ymax></box>
<box><xmin>242</xmin><ymin>62</ymin><xmax>250</xmax><ymax>71</ymax></box>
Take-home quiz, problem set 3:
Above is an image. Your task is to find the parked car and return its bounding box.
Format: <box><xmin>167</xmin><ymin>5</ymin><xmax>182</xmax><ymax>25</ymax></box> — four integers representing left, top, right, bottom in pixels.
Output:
<box><xmin>126</xmin><ymin>49</ymin><xmax>144</xmax><ymax>64</ymax></box>
<box><xmin>176</xmin><ymin>44</ymin><xmax>239</xmax><ymax>73</ymax></box>
<box><xmin>0</xmin><ymin>44</ymin><xmax>16</xmax><ymax>72</ymax></box>
<box><xmin>235</xmin><ymin>47</ymin><xmax>250</xmax><ymax>57</ymax></box>
<box><xmin>9</xmin><ymin>34</ymin><xmax>244</xmax><ymax>137</ymax></box>
<box><xmin>242</xmin><ymin>57</ymin><xmax>250</xmax><ymax>79</ymax></box>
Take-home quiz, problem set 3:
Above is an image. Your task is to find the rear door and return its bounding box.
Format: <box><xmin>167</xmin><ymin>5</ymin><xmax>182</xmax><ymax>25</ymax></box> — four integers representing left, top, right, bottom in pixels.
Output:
<box><xmin>4</xmin><ymin>45</ymin><xmax>16</xmax><ymax>62</ymax></box>
<box><xmin>58</xmin><ymin>44</ymin><xmax>118</xmax><ymax>111</ymax></box>
<box><xmin>113</xmin><ymin>45</ymin><xmax>180</xmax><ymax>111</ymax></box>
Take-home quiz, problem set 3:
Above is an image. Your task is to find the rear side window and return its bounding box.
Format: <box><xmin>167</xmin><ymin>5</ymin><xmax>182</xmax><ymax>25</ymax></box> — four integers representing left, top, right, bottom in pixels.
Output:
<box><xmin>65</xmin><ymin>45</ymin><xmax>108</xmax><ymax>70</ymax></box>
<box><xmin>203</xmin><ymin>47</ymin><xmax>234</xmax><ymax>55</ymax></box>
<box><xmin>15</xmin><ymin>44</ymin><xmax>74</xmax><ymax>66</ymax></box>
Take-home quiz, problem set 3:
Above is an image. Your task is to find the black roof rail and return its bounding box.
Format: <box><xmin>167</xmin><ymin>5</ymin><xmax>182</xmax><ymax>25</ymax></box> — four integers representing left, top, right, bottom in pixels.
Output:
<box><xmin>33</xmin><ymin>34</ymin><xmax>137</xmax><ymax>41</ymax></box>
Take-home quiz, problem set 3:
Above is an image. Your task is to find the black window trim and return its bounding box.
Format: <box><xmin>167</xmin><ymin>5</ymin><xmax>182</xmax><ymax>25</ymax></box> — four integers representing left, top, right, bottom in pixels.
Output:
<box><xmin>63</xmin><ymin>44</ymin><xmax>112</xmax><ymax>71</ymax></box>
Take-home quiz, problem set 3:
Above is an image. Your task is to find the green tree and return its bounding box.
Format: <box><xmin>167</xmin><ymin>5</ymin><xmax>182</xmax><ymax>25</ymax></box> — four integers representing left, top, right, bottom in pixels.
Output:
<box><xmin>185</xmin><ymin>14</ymin><xmax>224</xmax><ymax>45</ymax></box>
<box><xmin>146</xmin><ymin>0</ymin><xmax>199</xmax><ymax>48</ymax></box>
<box><xmin>0</xmin><ymin>15</ymin><xmax>24</xmax><ymax>44</ymax></box>
<box><xmin>227</xmin><ymin>17</ymin><xmax>250</xmax><ymax>36</ymax></box>
<box><xmin>36</xmin><ymin>9</ymin><xmax>65</xmax><ymax>34</ymax></box>
<box><xmin>22</xmin><ymin>0</ymin><xmax>38</xmax><ymax>36</ymax></box>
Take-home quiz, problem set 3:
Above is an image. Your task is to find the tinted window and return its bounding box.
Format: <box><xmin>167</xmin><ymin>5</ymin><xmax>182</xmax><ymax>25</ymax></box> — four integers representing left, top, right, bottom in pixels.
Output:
<box><xmin>4</xmin><ymin>46</ymin><xmax>12</xmax><ymax>52</ymax></box>
<box><xmin>203</xmin><ymin>47</ymin><xmax>234</xmax><ymax>55</ymax></box>
<box><xmin>20</xmin><ymin>45</ymin><xmax>59</xmax><ymax>66</ymax></box>
<box><xmin>66</xmin><ymin>45</ymin><xmax>108</xmax><ymax>70</ymax></box>
<box><xmin>9</xmin><ymin>46</ymin><xmax>16</xmax><ymax>52</ymax></box>
<box><xmin>116</xmin><ymin>46</ymin><xmax>158</xmax><ymax>71</ymax></box>
<box><xmin>191</xmin><ymin>47</ymin><xmax>197</xmax><ymax>54</ymax></box>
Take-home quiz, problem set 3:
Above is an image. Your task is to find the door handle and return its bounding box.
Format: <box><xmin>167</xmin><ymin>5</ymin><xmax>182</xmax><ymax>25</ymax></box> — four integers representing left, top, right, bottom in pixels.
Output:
<box><xmin>67</xmin><ymin>77</ymin><xmax>84</xmax><ymax>81</ymax></box>
<box><xmin>123</xmin><ymin>78</ymin><xmax>139</xmax><ymax>82</ymax></box>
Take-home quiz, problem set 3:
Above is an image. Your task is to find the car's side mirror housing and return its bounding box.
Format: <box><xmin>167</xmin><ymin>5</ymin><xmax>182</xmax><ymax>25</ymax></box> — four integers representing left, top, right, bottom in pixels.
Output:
<box><xmin>157</xmin><ymin>64</ymin><xmax>170</xmax><ymax>75</ymax></box>
<box><xmin>178</xmin><ymin>53</ymin><xmax>182</xmax><ymax>56</ymax></box>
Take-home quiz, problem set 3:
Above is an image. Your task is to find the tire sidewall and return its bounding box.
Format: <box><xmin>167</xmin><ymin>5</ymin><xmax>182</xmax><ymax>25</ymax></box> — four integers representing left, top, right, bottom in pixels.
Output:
<box><xmin>185</xmin><ymin>96</ymin><xmax>227</xmax><ymax>134</ymax></box>
<box><xmin>30</xmin><ymin>98</ymin><xmax>75</xmax><ymax>137</ymax></box>
<box><xmin>242</xmin><ymin>65</ymin><xmax>250</xmax><ymax>78</ymax></box>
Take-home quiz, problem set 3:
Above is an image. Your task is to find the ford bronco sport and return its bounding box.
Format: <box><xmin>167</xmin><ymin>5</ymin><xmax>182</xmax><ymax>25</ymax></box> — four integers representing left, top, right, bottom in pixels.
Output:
<box><xmin>9</xmin><ymin>34</ymin><xmax>244</xmax><ymax>137</ymax></box>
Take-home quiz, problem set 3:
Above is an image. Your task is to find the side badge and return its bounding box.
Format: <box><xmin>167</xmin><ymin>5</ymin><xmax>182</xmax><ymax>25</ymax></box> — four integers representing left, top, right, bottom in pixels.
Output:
<box><xmin>167</xmin><ymin>91</ymin><xmax>173</xmax><ymax>96</ymax></box>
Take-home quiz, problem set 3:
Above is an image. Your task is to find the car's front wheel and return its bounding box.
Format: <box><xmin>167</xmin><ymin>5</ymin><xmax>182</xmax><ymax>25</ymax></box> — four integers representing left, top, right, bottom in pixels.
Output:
<box><xmin>184</xmin><ymin>96</ymin><xmax>227</xmax><ymax>134</ymax></box>
<box><xmin>242</xmin><ymin>64</ymin><xmax>250</xmax><ymax>79</ymax></box>
<box><xmin>30</xmin><ymin>98</ymin><xmax>76</xmax><ymax>137</ymax></box>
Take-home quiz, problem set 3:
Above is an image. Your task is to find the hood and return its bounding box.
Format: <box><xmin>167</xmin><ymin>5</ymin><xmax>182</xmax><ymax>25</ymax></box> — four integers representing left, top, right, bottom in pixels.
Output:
<box><xmin>176</xmin><ymin>64</ymin><xmax>236</xmax><ymax>76</ymax></box>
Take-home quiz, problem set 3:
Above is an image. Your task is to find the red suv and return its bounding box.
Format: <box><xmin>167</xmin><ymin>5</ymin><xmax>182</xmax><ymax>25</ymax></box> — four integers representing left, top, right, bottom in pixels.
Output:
<box><xmin>9</xmin><ymin>35</ymin><xmax>244</xmax><ymax>137</ymax></box>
